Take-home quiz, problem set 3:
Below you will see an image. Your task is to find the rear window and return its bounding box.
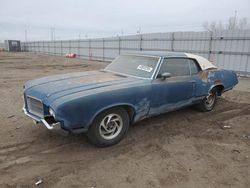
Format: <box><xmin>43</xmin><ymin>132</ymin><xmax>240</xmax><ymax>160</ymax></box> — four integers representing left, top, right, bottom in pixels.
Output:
<box><xmin>189</xmin><ymin>59</ymin><xmax>199</xmax><ymax>75</ymax></box>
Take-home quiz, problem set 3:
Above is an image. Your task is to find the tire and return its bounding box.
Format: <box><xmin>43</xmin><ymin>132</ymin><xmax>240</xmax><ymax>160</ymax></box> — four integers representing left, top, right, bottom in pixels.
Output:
<box><xmin>196</xmin><ymin>89</ymin><xmax>217</xmax><ymax>112</ymax></box>
<box><xmin>86</xmin><ymin>107</ymin><xmax>130</xmax><ymax>147</ymax></box>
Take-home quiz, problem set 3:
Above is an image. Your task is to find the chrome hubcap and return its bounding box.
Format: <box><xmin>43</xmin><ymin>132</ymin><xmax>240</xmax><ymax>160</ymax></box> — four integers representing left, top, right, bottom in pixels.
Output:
<box><xmin>205</xmin><ymin>92</ymin><xmax>215</xmax><ymax>108</ymax></box>
<box><xmin>99</xmin><ymin>113</ymin><xmax>123</xmax><ymax>140</ymax></box>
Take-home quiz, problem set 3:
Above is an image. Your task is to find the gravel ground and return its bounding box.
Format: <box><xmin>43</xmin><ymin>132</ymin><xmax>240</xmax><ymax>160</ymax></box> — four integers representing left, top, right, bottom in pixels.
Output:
<box><xmin>0</xmin><ymin>52</ymin><xmax>250</xmax><ymax>188</ymax></box>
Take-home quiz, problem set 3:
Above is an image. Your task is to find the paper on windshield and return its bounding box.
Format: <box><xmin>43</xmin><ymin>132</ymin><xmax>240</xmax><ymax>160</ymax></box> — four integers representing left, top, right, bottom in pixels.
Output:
<box><xmin>137</xmin><ymin>65</ymin><xmax>153</xmax><ymax>72</ymax></box>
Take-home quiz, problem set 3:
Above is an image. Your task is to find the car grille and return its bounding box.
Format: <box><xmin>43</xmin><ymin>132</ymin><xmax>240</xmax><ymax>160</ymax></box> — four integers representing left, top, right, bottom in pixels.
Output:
<box><xmin>26</xmin><ymin>96</ymin><xmax>44</xmax><ymax>117</ymax></box>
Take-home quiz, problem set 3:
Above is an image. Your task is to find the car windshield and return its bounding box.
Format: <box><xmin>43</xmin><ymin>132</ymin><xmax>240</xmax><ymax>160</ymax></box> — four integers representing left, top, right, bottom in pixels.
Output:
<box><xmin>104</xmin><ymin>55</ymin><xmax>159</xmax><ymax>79</ymax></box>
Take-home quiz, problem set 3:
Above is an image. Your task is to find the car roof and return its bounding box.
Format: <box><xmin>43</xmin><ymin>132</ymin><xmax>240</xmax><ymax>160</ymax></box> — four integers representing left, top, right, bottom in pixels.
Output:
<box><xmin>125</xmin><ymin>51</ymin><xmax>217</xmax><ymax>70</ymax></box>
<box><xmin>125</xmin><ymin>51</ymin><xmax>187</xmax><ymax>57</ymax></box>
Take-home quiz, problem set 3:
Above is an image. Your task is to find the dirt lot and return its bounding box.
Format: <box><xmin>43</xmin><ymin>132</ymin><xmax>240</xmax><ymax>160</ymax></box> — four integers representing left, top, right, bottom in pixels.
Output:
<box><xmin>0</xmin><ymin>52</ymin><xmax>250</xmax><ymax>188</ymax></box>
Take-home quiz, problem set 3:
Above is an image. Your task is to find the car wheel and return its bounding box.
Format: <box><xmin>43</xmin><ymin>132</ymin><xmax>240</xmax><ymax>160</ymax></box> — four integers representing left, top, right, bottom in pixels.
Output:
<box><xmin>86</xmin><ymin>107</ymin><xmax>130</xmax><ymax>147</ymax></box>
<box><xmin>196</xmin><ymin>89</ymin><xmax>217</xmax><ymax>112</ymax></box>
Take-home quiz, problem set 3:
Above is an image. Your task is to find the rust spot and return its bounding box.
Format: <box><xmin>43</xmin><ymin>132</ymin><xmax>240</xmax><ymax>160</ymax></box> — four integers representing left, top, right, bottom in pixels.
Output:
<box><xmin>214</xmin><ymin>80</ymin><xmax>222</xmax><ymax>85</ymax></box>
<box><xmin>198</xmin><ymin>68</ymin><xmax>217</xmax><ymax>82</ymax></box>
<box><xmin>198</xmin><ymin>70</ymin><xmax>209</xmax><ymax>82</ymax></box>
<box><xmin>69</xmin><ymin>72</ymin><xmax>122</xmax><ymax>84</ymax></box>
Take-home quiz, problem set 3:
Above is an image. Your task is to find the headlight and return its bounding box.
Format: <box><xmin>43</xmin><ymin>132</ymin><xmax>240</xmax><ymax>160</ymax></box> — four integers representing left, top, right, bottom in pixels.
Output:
<box><xmin>49</xmin><ymin>108</ymin><xmax>56</xmax><ymax>118</ymax></box>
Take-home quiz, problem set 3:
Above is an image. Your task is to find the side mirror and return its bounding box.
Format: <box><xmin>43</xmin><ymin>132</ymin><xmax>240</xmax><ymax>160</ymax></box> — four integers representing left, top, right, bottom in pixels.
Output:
<box><xmin>157</xmin><ymin>72</ymin><xmax>171</xmax><ymax>80</ymax></box>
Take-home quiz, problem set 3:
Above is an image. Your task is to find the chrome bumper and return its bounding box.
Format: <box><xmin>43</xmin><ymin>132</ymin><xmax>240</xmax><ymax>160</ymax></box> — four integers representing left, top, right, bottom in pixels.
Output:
<box><xmin>22</xmin><ymin>107</ymin><xmax>60</xmax><ymax>130</ymax></box>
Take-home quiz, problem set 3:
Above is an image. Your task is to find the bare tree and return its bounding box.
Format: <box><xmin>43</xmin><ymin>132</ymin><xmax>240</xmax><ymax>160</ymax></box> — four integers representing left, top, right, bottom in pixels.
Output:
<box><xmin>218</xmin><ymin>21</ymin><xmax>224</xmax><ymax>31</ymax></box>
<box><xmin>238</xmin><ymin>17</ymin><xmax>249</xmax><ymax>30</ymax></box>
<box><xmin>202</xmin><ymin>21</ymin><xmax>223</xmax><ymax>32</ymax></box>
<box><xmin>227</xmin><ymin>16</ymin><xmax>237</xmax><ymax>30</ymax></box>
<box><xmin>203</xmin><ymin>16</ymin><xmax>250</xmax><ymax>32</ymax></box>
<box><xmin>202</xmin><ymin>21</ymin><xmax>211</xmax><ymax>32</ymax></box>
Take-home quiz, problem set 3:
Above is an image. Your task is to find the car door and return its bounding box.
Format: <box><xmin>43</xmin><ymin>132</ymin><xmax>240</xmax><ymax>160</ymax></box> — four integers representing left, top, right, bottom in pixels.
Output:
<box><xmin>149</xmin><ymin>57</ymin><xmax>196</xmax><ymax>115</ymax></box>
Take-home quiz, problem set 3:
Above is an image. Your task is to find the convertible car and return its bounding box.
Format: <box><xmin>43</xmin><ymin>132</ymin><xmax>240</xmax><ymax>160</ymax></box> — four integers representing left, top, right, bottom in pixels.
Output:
<box><xmin>23</xmin><ymin>51</ymin><xmax>238</xmax><ymax>146</ymax></box>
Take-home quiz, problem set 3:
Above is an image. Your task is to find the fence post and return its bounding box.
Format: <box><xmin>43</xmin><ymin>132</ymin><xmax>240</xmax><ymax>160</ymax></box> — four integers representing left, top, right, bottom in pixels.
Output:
<box><xmin>37</xmin><ymin>41</ymin><xmax>39</xmax><ymax>53</ymax></box>
<box><xmin>139</xmin><ymin>34</ymin><xmax>142</xmax><ymax>51</ymax></box>
<box><xmin>48</xmin><ymin>41</ymin><xmax>50</xmax><ymax>54</ymax></box>
<box><xmin>61</xmin><ymin>40</ymin><xmax>63</xmax><ymax>56</ymax></box>
<box><xmin>78</xmin><ymin>39</ymin><xmax>80</xmax><ymax>58</ymax></box>
<box><xmin>102</xmin><ymin>38</ymin><xmax>105</xmax><ymax>61</ymax></box>
<box><xmin>118</xmin><ymin>37</ymin><xmax>121</xmax><ymax>55</ymax></box>
<box><xmin>43</xmin><ymin>41</ymin><xmax>45</xmax><ymax>54</ymax></box>
<box><xmin>245</xmin><ymin>38</ymin><xmax>250</xmax><ymax>76</ymax></box>
<box><xmin>171</xmin><ymin>32</ymin><xmax>175</xmax><ymax>51</ymax></box>
<box><xmin>54</xmin><ymin>39</ymin><xmax>56</xmax><ymax>55</ymax></box>
<box><xmin>208</xmin><ymin>31</ymin><xmax>213</xmax><ymax>61</ymax></box>
<box><xmin>69</xmin><ymin>40</ymin><xmax>71</xmax><ymax>53</ymax></box>
<box><xmin>34</xmin><ymin>41</ymin><xmax>36</xmax><ymax>53</ymax></box>
<box><xmin>89</xmin><ymin>39</ymin><xmax>92</xmax><ymax>60</ymax></box>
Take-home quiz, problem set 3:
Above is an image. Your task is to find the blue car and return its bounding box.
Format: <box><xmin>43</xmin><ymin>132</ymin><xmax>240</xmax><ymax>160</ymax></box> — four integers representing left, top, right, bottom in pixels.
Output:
<box><xmin>23</xmin><ymin>51</ymin><xmax>238</xmax><ymax>146</ymax></box>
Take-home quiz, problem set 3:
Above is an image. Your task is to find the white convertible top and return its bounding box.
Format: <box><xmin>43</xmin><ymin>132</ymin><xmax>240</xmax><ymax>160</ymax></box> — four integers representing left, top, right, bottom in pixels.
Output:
<box><xmin>127</xmin><ymin>51</ymin><xmax>217</xmax><ymax>70</ymax></box>
<box><xmin>185</xmin><ymin>53</ymin><xmax>217</xmax><ymax>70</ymax></box>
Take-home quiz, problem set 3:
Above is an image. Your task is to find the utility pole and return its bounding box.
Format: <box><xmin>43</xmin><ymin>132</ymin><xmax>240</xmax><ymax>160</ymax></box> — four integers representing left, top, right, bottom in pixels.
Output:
<box><xmin>51</xmin><ymin>27</ymin><xmax>53</xmax><ymax>41</ymax></box>
<box><xmin>53</xmin><ymin>28</ymin><xmax>56</xmax><ymax>41</ymax></box>
<box><xmin>50</xmin><ymin>27</ymin><xmax>56</xmax><ymax>41</ymax></box>
<box><xmin>137</xmin><ymin>27</ymin><xmax>141</xmax><ymax>34</ymax></box>
<box><xmin>24</xmin><ymin>29</ymin><xmax>27</xmax><ymax>42</ymax></box>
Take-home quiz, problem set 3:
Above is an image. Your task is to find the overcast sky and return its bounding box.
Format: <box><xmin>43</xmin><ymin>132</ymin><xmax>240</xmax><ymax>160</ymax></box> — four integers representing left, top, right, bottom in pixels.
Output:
<box><xmin>0</xmin><ymin>0</ymin><xmax>250</xmax><ymax>42</ymax></box>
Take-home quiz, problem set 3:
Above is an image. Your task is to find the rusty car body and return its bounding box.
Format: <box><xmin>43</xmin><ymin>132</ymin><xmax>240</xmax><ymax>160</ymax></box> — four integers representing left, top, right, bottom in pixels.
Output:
<box><xmin>23</xmin><ymin>51</ymin><xmax>238</xmax><ymax>146</ymax></box>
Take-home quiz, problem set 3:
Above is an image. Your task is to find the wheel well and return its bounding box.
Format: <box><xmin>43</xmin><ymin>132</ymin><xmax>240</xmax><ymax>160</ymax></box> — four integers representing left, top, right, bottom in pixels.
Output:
<box><xmin>212</xmin><ymin>85</ymin><xmax>224</xmax><ymax>96</ymax></box>
<box><xmin>120</xmin><ymin>105</ymin><xmax>135</xmax><ymax>122</ymax></box>
<box><xmin>93</xmin><ymin>105</ymin><xmax>135</xmax><ymax>125</ymax></box>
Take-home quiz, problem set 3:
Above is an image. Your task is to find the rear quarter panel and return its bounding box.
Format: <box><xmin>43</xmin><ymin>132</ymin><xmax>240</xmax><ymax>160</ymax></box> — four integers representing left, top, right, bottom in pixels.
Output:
<box><xmin>193</xmin><ymin>69</ymin><xmax>238</xmax><ymax>98</ymax></box>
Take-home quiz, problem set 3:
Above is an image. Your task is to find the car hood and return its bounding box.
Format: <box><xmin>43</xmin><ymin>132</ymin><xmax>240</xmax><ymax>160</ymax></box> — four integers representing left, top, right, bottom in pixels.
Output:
<box><xmin>24</xmin><ymin>70</ymin><xmax>145</xmax><ymax>105</ymax></box>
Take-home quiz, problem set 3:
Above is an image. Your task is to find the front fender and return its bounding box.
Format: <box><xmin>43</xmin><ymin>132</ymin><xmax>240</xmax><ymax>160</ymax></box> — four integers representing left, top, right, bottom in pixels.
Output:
<box><xmin>52</xmin><ymin>85</ymin><xmax>151</xmax><ymax>130</ymax></box>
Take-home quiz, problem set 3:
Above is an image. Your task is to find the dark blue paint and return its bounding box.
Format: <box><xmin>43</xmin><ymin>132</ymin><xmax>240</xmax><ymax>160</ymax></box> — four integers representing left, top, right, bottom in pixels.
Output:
<box><xmin>23</xmin><ymin>63</ymin><xmax>238</xmax><ymax>132</ymax></box>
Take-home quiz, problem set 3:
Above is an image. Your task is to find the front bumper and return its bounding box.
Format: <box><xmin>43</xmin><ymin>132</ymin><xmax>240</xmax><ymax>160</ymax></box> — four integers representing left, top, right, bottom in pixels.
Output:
<box><xmin>22</xmin><ymin>107</ymin><xmax>60</xmax><ymax>130</ymax></box>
